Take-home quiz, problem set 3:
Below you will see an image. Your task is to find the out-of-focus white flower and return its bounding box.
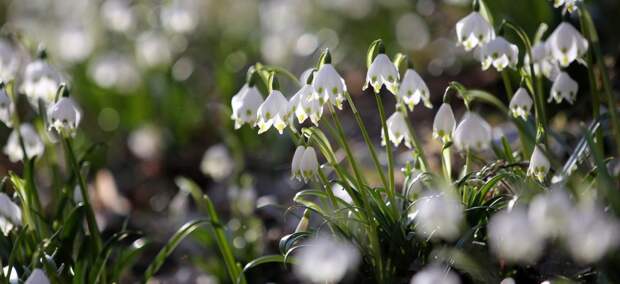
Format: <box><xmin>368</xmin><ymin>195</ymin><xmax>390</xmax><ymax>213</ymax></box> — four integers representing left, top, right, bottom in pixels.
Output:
<box><xmin>25</xmin><ymin>268</ymin><xmax>49</xmax><ymax>284</ymax></box>
<box><xmin>20</xmin><ymin>60</ymin><xmax>64</xmax><ymax>109</ymax></box>
<box><xmin>549</xmin><ymin>72</ymin><xmax>578</xmax><ymax>104</ymax></box>
<box><xmin>300</xmin><ymin>146</ymin><xmax>319</xmax><ymax>182</ymax></box>
<box><xmin>201</xmin><ymin>144</ymin><xmax>234</xmax><ymax>181</ymax></box>
<box><xmin>528</xmin><ymin>146</ymin><xmax>550</xmax><ymax>182</ymax></box>
<box><xmin>291</xmin><ymin>145</ymin><xmax>306</xmax><ymax>181</ymax></box>
<box><xmin>488</xmin><ymin>208</ymin><xmax>544</xmax><ymax>263</ymax></box>
<box><xmin>88</xmin><ymin>53</ymin><xmax>141</xmax><ymax>91</ymax></box>
<box><xmin>500</xmin><ymin>277</ymin><xmax>516</xmax><ymax>284</ymax></box>
<box><xmin>546</xmin><ymin>22</ymin><xmax>588</xmax><ymax>67</ymax></box>
<box><xmin>332</xmin><ymin>183</ymin><xmax>353</xmax><ymax>204</ymax></box>
<box><xmin>0</xmin><ymin>193</ymin><xmax>21</xmax><ymax>235</ymax></box>
<box><xmin>433</xmin><ymin>103</ymin><xmax>456</xmax><ymax>143</ymax></box>
<box><xmin>525</xmin><ymin>42</ymin><xmax>560</xmax><ymax>80</ymax></box>
<box><xmin>56</xmin><ymin>26</ymin><xmax>94</xmax><ymax>63</ymax></box>
<box><xmin>382</xmin><ymin>111</ymin><xmax>412</xmax><ymax>148</ymax></box>
<box><xmin>312</xmin><ymin>64</ymin><xmax>347</xmax><ymax>109</ymax></box>
<box><xmin>128</xmin><ymin>125</ymin><xmax>162</xmax><ymax>160</ymax></box>
<box><xmin>455</xmin><ymin>11</ymin><xmax>494</xmax><ymax>51</ymax></box>
<box><xmin>135</xmin><ymin>31</ymin><xmax>172</xmax><ymax>68</ymax></box>
<box><xmin>256</xmin><ymin>90</ymin><xmax>288</xmax><ymax>134</ymax></box>
<box><xmin>398</xmin><ymin>69</ymin><xmax>432</xmax><ymax>110</ymax></box>
<box><xmin>480</xmin><ymin>37</ymin><xmax>519</xmax><ymax>71</ymax></box>
<box><xmin>566</xmin><ymin>206</ymin><xmax>619</xmax><ymax>264</ymax></box>
<box><xmin>0</xmin><ymin>39</ymin><xmax>23</xmax><ymax>82</ymax></box>
<box><xmin>101</xmin><ymin>0</ymin><xmax>135</xmax><ymax>33</ymax></box>
<box><xmin>529</xmin><ymin>190</ymin><xmax>572</xmax><ymax>238</ymax></box>
<box><xmin>410</xmin><ymin>265</ymin><xmax>461</xmax><ymax>284</ymax></box>
<box><xmin>509</xmin><ymin>87</ymin><xmax>533</xmax><ymax>119</ymax></box>
<box><xmin>161</xmin><ymin>0</ymin><xmax>199</xmax><ymax>34</ymax></box>
<box><xmin>294</xmin><ymin>235</ymin><xmax>360</xmax><ymax>283</ymax></box>
<box><xmin>1</xmin><ymin>266</ymin><xmax>18</xmax><ymax>283</ymax></box>
<box><xmin>454</xmin><ymin>112</ymin><xmax>492</xmax><ymax>151</ymax></box>
<box><xmin>231</xmin><ymin>84</ymin><xmax>264</xmax><ymax>129</ymax></box>
<box><xmin>410</xmin><ymin>192</ymin><xmax>463</xmax><ymax>241</ymax></box>
<box><xmin>364</xmin><ymin>53</ymin><xmax>399</xmax><ymax>94</ymax></box>
<box><xmin>4</xmin><ymin>124</ymin><xmax>44</xmax><ymax>162</ymax></box>
<box><xmin>552</xmin><ymin>0</ymin><xmax>581</xmax><ymax>14</ymax></box>
<box><xmin>0</xmin><ymin>86</ymin><xmax>15</xmax><ymax>127</ymax></box>
<box><xmin>47</xmin><ymin>97</ymin><xmax>81</xmax><ymax>136</ymax></box>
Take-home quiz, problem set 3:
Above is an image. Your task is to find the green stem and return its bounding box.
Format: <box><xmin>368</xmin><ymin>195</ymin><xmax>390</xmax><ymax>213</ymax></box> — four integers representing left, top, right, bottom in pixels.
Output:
<box><xmin>501</xmin><ymin>71</ymin><xmax>532</xmax><ymax>158</ymax></box>
<box><xmin>327</xmin><ymin>106</ymin><xmax>368</xmax><ymax>188</ymax></box>
<box><xmin>441</xmin><ymin>146</ymin><xmax>452</xmax><ymax>181</ymax></box>
<box><xmin>501</xmin><ymin>71</ymin><xmax>514</xmax><ymax>101</ymax></box>
<box><xmin>398</xmin><ymin>104</ymin><xmax>430</xmax><ymax>171</ymax></box>
<box><xmin>374</xmin><ymin>93</ymin><xmax>396</xmax><ymax>208</ymax></box>
<box><xmin>317</xmin><ymin>169</ymin><xmax>339</xmax><ymax>208</ymax></box>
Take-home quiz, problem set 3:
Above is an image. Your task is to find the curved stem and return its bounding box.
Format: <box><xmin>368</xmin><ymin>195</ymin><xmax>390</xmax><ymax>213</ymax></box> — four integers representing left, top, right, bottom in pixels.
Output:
<box><xmin>374</xmin><ymin>93</ymin><xmax>396</xmax><ymax>207</ymax></box>
<box><xmin>397</xmin><ymin>104</ymin><xmax>430</xmax><ymax>171</ymax></box>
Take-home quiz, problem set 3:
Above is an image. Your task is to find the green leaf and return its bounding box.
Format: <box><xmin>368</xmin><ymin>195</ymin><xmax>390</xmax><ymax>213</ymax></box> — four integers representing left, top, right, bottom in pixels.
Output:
<box><xmin>366</xmin><ymin>39</ymin><xmax>383</xmax><ymax>68</ymax></box>
<box><xmin>238</xmin><ymin>255</ymin><xmax>295</xmax><ymax>284</ymax></box>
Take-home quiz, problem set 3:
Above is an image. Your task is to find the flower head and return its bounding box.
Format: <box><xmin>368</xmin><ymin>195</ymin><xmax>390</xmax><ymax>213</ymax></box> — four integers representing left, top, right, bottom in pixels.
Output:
<box><xmin>20</xmin><ymin>59</ymin><xmax>64</xmax><ymax>109</ymax></box>
<box><xmin>509</xmin><ymin>87</ymin><xmax>533</xmax><ymax>119</ymax></box>
<box><xmin>488</xmin><ymin>208</ymin><xmax>545</xmax><ymax>263</ymax></box>
<box><xmin>256</xmin><ymin>90</ymin><xmax>288</xmax><ymax>134</ymax></box>
<box><xmin>454</xmin><ymin>112</ymin><xmax>492</xmax><ymax>151</ymax></box>
<box><xmin>546</xmin><ymin>22</ymin><xmax>588</xmax><ymax>67</ymax></box>
<box><xmin>566</xmin><ymin>205</ymin><xmax>619</xmax><ymax>263</ymax></box>
<box><xmin>312</xmin><ymin>64</ymin><xmax>347</xmax><ymax>109</ymax></box>
<box><xmin>528</xmin><ymin>190</ymin><xmax>572</xmax><ymax>238</ymax></box>
<box><xmin>552</xmin><ymin>0</ymin><xmax>582</xmax><ymax>14</ymax></box>
<box><xmin>480</xmin><ymin>36</ymin><xmax>519</xmax><ymax>71</ymax></box>
<box><xmin>25</xmin><ymin>268</ymin><xmax>50</xmax><ymax>284</ymax></box>
<box><xmin>525</xmin><ymin>42</ymin><xmax>560</xmax><ymax>81</ymax></box>
<box><xmin>231</xmin><ymin>84</ymin><xmax>264</xmax><ymax>129</ymax></box>
<box><xmin>528</xmin><ymin>146</ymin><xmax>550</xmax><ymax>181</ymax></box>
<box><xmin>382</xmin><ymin>111</ymin><xmax>412</xmax><ymax>148</ymax></box>
<box><xmin>411</xmin><ymin>192</ymin><xmax>463</xmax><ymax>241</ymax></box>
<box><xmin>0</xmin><ymin>193</ymin><xmax>21</xmax><ymax>235</ymax></box>
<box><xmin>0</xmin><ymin>86</ymin><xmax>15</xmax><ymax>127</ymax></box>
<box><xmin>299</xmin><ymin>146</ymin><xmax>319</xmax><ymax>182</ymax></box>
<box><xmin>365</xmin><ymin>53</ymin><xmax>399</xmax><ymax>94</ymax></box>
<box><xmin>294</xmin><ymin>235</ymin><xmax>360</xmax><ymax>283</ymax></box>
<box><xmin>291</xmin><ymin>145</ymin><xmax>305</xmax><ymax>181</ymax></box>
<box><xmin>433</xmin><ymin>103</ymin><xmax>456</xmax><ymax>143</ymax></box>
<box><xmin>47</xmin><ymin>97</ymin><xmax>82</xmax><ymax>136</ymax></box>
<box><xmin>294</xmin><ymin>85</ymin><xmax>324</xmax><ymax>126</ymax></box>
<box><xmin>455</xmin><ymin>12</ymin><xmax>494</xmax><ymax>51</ymax></box>
<box><xmin>4</xmin><ymin>124</ymin><xmax>44</xmax><ymax>162</ymax></box>
<box><xmin>410</xmin><ymin>265</ymin><xmax>461</xmax><ymax>284</ymax></box>
<box><xmin>398</xmin><ymin>69</ymin><xmax>432</xmax><ymax>111</ymax></box>
<box><xmin>549</xmin><ymin>72</ymin><xmax>578</xmax><ymax>104</ymax></box>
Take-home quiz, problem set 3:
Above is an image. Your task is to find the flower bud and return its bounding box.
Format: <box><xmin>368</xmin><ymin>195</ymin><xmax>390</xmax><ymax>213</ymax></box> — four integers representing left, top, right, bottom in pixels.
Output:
<box><xmin>480</xmin><ymin>36</ymin><xmax>519</xmax><ymax>71</ymax></box>
<box><xmin>455</xmin><ymin>12</ymin><xmax>494</xmax><ymax>51</ymax></box>
<box><xmin>256</xmin><ymin>90</ymin><xmax>288</xmax><ymax>134</ymax></box>
<box><xmin>382</xmin><ymin>111</ymin><xmax>411</xmax><ymax>148</ymax></box>
<box><xmin>3</xmin><ymin>124</ymin><xmax>44</xmax><ymax>162</ymax></box>
<box><xmin>546</xmin><ymin>22</ymin><xmax>588</xmax><ymax>67</ymax></box>
<box><xmin>231</xmin><ymin>84</ymin><xmax>264</xmax><ymax>129</ymax></box>
<box><xmin>397</xmin><ymin>69</ymin><xmax>432</xmax><ymax>111</ymax></box>
<box><xmin>300</xmin><ymin>146</ymin><xmax>319</xmax><ymax>182</ymax></box>
<box><xmin>312</xmin><ymin>64</ymin><xmax>347</xmax><ymax>109</ymax></box>
<box><xmin>509</xmin><ymin>87</ymin><xmax>533</xmax><ymax>119</ymax></box>
<box><xmin>549</xmin><ymin>72</ymin><xmax>578</xmax><ymax>104</ymax></box>
<box><xmin>454</xmin><ymin>112</ymin><xmax>492</xmax><ymax>151</ymax></box>
<box><xmin>48</xmin><ymin>97</ymin><xmax>82</xmax><ymax>136</ymax></box>
<box><xmin>364</xmin><ymin>53</ymin><xmax>399</xmax><ymax>94</ymax></box>
<box><xmin>527</xmin><ymin>146</ymin><xmax>550</xmax><ymax>182</ymax></box>
<box><xmin>432</xmin><ymin>103</ymin><xmax>456</xmax><ymax>143</ymax></box>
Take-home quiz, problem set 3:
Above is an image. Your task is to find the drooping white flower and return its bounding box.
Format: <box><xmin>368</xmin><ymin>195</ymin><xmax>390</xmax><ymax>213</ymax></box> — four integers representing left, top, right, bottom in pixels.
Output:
<box><xmin>410</xmin><ymin>192</ymin><xmax>463</xmax><ymax>241</ymax></box>
<box><xmin>549</xmin><ymin>72</ymin><xmax>578</xmax><ymax>104</ymax></box>
<box><xmin>528</xmin><ymin>146</ymin><xmax>550</xmax><ymax>182</ymax></box>
<box><xmin>294</xmin><ymin>235</ymin><xmax>360</xmax><ymax>284</ymax></box>
<box><xmin>291</xmin><ymin>145</ymin><xmax>305</xmax><ymax>181</ymax></box>
<box><xmin>0</xmin><ymin>86</ymin><xmax>15</xmax><ymax>127</ymax></box>
<box><xmin>455</xmin><ymin>12</ymin><xmax>495</xmax><ymax>51</ymax></box>
<box><xmin>565</xmin><ymin>205</ymin><xmax>619</xmax><ymax>264</ymax></box>
<box><xmin>552</xmin><ymin>0</ymin><xmax>582</xmax><ymax>14</ymax></box>
<box><xmin>25</xmin><ymin>268</ymin><xmax>50</xmax><ymax>284</ymax></box>
<box><xmin>47</xmin><ymin>97</ymin><xmax>82</xmax><ymax>136</ymax></box>
<box><xmin>256</xmin><ymin>90</ymin><xmax>288</xmax><ymax>134</ymax></box>
<box><xmin>509</xmin><ymin>87</ymin><xmax>533</xmax><ymax>119</ymax></box>
<box><xmin>0</xmin><ymin>193</ymin><xmax>21</xmax><ymax>235</ymax></box>
<box><xmin>528</xmin><ymin>190</ymin><xmax>573</xmax><ymax>238</ymax></box>
<box><xmin>292</xmin><ymin>85</ymin><xmax>324</xmax><ymax>126</ymax></box>
<box><xmin>300</xmin><ymin>146</ymin><xmax>319</xmax><ymax>182</ymax></box>
<box><xmin>546</xmin><ymin>22</ymin><xmax>588</xmax><ymax>67</ymax></box>
<box><xmin>365</xmin><ymin>53</ymin><xmax>399</xmax><ymax>94</ymax></box>
<box><xmin>398</xmin><ymin>69</ymin><xmax>432</xmax><ymax>111</ymax></box>
<box><xmin>200</xmin><ymin>144</ymin><xmax>234</xmax><ymax>181</ymax></box>
<box><xmin>454</xmin><ymin>112</ymin><xmax>492</xmax><ymax>151</ymax></box>
<box><xmin>332</xmin><ymin>183</ymin><xmax>353</xmax><ymax>204</ymax></box>
<box><xmin>382</xmin><ymin>111</ymin><xmax>412</xmax><ymax>148</ymax></box>
<box><xmin>0</xmin><ymin>39</ymin><xmax>23</xmax><ymax>82</ymax></box>
<box><xmin>410</xmin><ymin>265</ymin><xmax>461</xmax><ymax>284</ymax></box>
<box><xmin>20</xmin><ymin>60</ymin><xmax>64</xmax><ymax>109</ymax></box>
<box><xmin>312</xmin><ymin>64</ymin><xmax>347</xmax><ymax>109</ymax></box>
<box><xmin>488</xmin><ymin>208</ymin><xmax>545</xmax><ymax>263</ymax></box>
<box><xmin>480</xmin><ymin>37</ymin><xmax>519</xmax><ymax>71</ymax></box>
<box><xmin>230</xmin><ymin>84</ymin><xmax>264</xmax><ymax>129</ymax></box>
<box><xmin>3</xmin><ymin>124</ymin><xmax>44</xmax><ymax>162</ymax></box>
<box><xmin>525</xmin><ymin>42</ymin><xmax>560</xmax><ymax>80</ymax></box>
<box><xmin>433</xmin><ymin>103</ymin><xmax>456</xmax><ymax>143</ymax></box>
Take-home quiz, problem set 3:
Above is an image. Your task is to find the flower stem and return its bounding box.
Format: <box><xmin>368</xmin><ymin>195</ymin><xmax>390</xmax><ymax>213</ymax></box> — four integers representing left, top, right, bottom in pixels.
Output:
<box><xmin>398</xmin><ymin>105</ymin><xmax>430</xmax><ymax>171</ymax></box>
<box><xmin>327</xmin><ymin>105</ymin><xmax>368</xmax><ymax>188</ymax></box>
<box><xmin>374</xmin><ymin>92</ymin><xmax>396</xmax><ymax>208</ymax></box>
<box><xmin>501</xmin><ymin>71</ymin><xmax>513</xmax><ymax>101</ymax></box>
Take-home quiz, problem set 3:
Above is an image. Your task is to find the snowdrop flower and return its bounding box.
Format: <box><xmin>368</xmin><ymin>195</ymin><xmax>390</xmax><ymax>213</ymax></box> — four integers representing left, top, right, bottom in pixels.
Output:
<box><xmin>0</xmin><ymin>86</ymin><xmax>15</xmax><ymax>127</ymax></box>
<box><xmin>525</xmin><ymin>42</ymin><xmax>560</xmax><ymax>80</ymax></box>
<box><xmin>566</xmin><ymin>206</ymin><xmax>619</xmax><ymax>263</ymax></box>
<box><xmin>312</xmin><ymin>64</ymin><xmax>347</xmax><ymax>109</ymax></box>
<box><xmin>488</xmin><ymin>208</ymin><xmax>544</xmax><ymax>263</ymax></box>
<box><xmin>411</xmin><ymin>192</ymin><xmax>463</xmax><ymax>241</ymax></box>
<box><xmin>230</xmin><ymin>84</ymin><xmax>264</xmax><ymax>129</ymax></box>
<box><xmin>20</xmin><ymin>59</ymin><xmax>64</xmax><ymax>109</ymax></box>
<box><xmin>480</xmin><ymin>37</ymin><xmax>519</xmax><ymax>71</ymax></box>
<box><xmin>292</xmin><ymin>85</ymin><xmax>324</xmax><ymax>126</ymax></box>
<box><xmin>256</xmin><ymin>90</ymin><xmax>288</xmax><ymax>134</ymax></box>
<box><xmin>552</xmin><ymin>0</ymin><xmax>581</xmax><ymax>14</ymax></box>
<box><xmin>0</xmin><ymin>39</ymin><xmax>23</xmax><ymax>82</ymax></box>
<box><xmin>382</xmin><ymin>111</ymin><xmax>412</xmax><ymax>148</ymax></box>
<box><xmin>300</xmin><ymin>146</ymin><xmax>319</xmax><ymax>182</ymax></box>
<box><xmin>294</xmin><ymin>235</ymin><xmax>360</xmax><ymax>283</ymax></box>
<box><xmin>47</xmin><ymin>97</ymin><xmax>82</xmax><ymax>136</ymax></box>
<box><xmin>455</xmin><ymin>12</ymin><xmax>494</xmax><ymax>51</ymax></box>
<box><xmin>528</xmin><ymin>146</ymin><xmax>550</xmax><ymax>182</ymax></box>
<box><xmin>364</xmin><ymin>53</ymin><xmax>399</xmax><ymax>94</ymax></box>
<box><xmin>286</xmin><ymin>89</ymin><xmax>303</xmax><ymax>124</ymax></box>
<box><xmin>546</xmin><ymin>22</ymin><xmax>588</xmax><ymax>67</ymax></box>
<box><xmin>25</xmin><ymin>268</ymin><xmax>50</xmax><ymax>284</ymax></box>
<box><xmin>549</xmin><ymin>72</ymin><xmax>578</xmax><ymax>104</ymax></box>
<box><xmin>200</xmin><ymin>144</ymin><xmax>234</xmax><ymax>181</ymax></box>
<box><xmin>332</xmin><ymin>183</ymin><xmax>353</xmax><ymax>204</ymax></box>
<box><xmin>433</xmin><ymin>103</ymin><xmax>456</xmax><ymax>143</ymax></box>
<box><xmin>528</xmin><ymin>190</ymin><xmax>572</xmax><ymax>238</ymax></box>
<box><xmin>454</xmin><ymin>112</ymin><xmax>492</xmax><ymax>151</ymax></box>
<box><xmin>398</xmin><ymin>69</ymin><xmax>432</xmax><ymax>110</ymax></box>
<box><xmin>410</xmin><ymin>265</ymin><xmax>461</xmax><ymax>284</ymax></box>
<box><xmin>291</xmin><ymin>145</ymin><xmax>306</xmax><ymax>181</ymax></box>
<box><xmin>509</xmin><ymin>88</ymin><xmax>533</xmax><ymax>119</ymax></box>
<box><xmin>4</xmin><ymin>124</ymin><xmax>44</xmax><ymax>162</ymax></box>
<box><xmin>0</xmin><ymin>193</ymin><xmax>21</xmax><ymax>235</ymax></box>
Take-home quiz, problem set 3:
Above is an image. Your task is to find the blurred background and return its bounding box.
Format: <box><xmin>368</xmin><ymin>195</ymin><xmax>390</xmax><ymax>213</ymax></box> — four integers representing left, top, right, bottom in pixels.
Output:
<box><xmin>0</xmin><ymin>0</ymin><xmax>618</xmax><ymax>282</ymax></box>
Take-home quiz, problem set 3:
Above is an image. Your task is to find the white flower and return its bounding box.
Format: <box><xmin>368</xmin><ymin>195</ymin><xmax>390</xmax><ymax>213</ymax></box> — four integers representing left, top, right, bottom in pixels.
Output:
<box><xmin>291</xmin><ymin>145</ymin><xmax>305</xmax><ymax>181</ymax></box>
<box><xmin>200</xmin><ymin>144</ymin><xmax>234</xmax><ymax>181</ymax></box>
<box><xmin>47</xmin><ymin>97</ymin><xmax>82</xmax><ymax>136</ymax></box>
<box><xmin>25</xmin><ymin>268</ymin><xmax>50</xmax><ymax>284</ymax></box>
<box><xmin>0</xmin><ymin>39</ymin><xmax>23</xmax><ymax>82</ymax></box>
<box><xmin>364</xmin><ymin>53</ymin><xmax>399</xmax><ymax>94</ymax></box>
<box><xmin>294</xmin><ymin>235</ymin><xmax>360</xmax><ymax>284</ymax></box>
<box><xmin>398</xmin><ymin>69</ymin><xmax>432</xmax><ymax>111</ymax></box>
<box><xmin>0</xmin><ymin>86</ymin><xmax>15</xmax><ymax>127</ymax></box>
<box><xmin>0</xmin><ymin>193</ymin><xmax>21</xmax><ymax>235</ymax></box>
<box><xmin>454</xmin><ymin>112</ymin><xmax>492</xmax><ymax>151</ymax></box>
<box><xmin>293</xmin><ymin>85</ymin><xmax>324</xmax><ymax>126</ymax></box>
<box><xmin>488</xmin><ymin>208</ymin><xmax>545</xmax><ymax>263</ymax></box>
<box><xmin>231</xmin><ymin>84</ymin><xmax>264</xmax><ymax>129</ymax></box>
<box><xmin>500</xmin><ymin>278</ymin><xmax>516</xmax><ymax>284</ymax></box>
<box><xmin>312</xmin><ymin>64</ymin><xmax>347</xmax><ymax>109</ymax></box>
<box><xmin>528</xmin><ymin>146</ymin><xmax>550</xmax><ymax>181</ymax></box>
<box><xmin>20</xmin><ymin>60</ymin><xmax>64</xmax><ymax>109</ymax></box>
<box><xmin>410</xmin><ymin>265</ymin><xmax>461</xmax><ymax>284</ymax></box>
<box><xmin>256</xmin><ymin>90</ymin><xmax>288</xmax><ymax>134</ymax></box>
<box><xmin>566</xmin><ymin>206</ymin><xmax>619</xmax><ymax>263</ymax></box>
<box><xmin>300</xmin><ymin>146</ymin><xmax>319</xmax><ymax>182</ymax></box>
<box><xmin>411</xmin><ymin>192</ymin><xmax>463</xmax><ymax>241</ymax></box>
<box><xmin>546</xmin><ymin>22</ymin><xmax>588</xmax><ymax>67</ymax></box>
<box><xmin>455</xmin><ymin>11</ymin><xmax>495</xmax><ymax>51</ymax></box>
<box><xmin>552</xmin><ymin>0</ymin><xmax>581</xmax><ymax>14</ymax></box>
<box><xmin>382</xmin><ymin>111</ymin><xmax>412</xmax><ymax>148</ymax></box>
<box><xmin>332</xmin><ymin>183</ymin><xmax>353</xmax><ymax>204</ymax></box>
<box><xmin>1</xmin><ymin>266</ymin><xmax>18</xmax><ymax>283</ymax></box>
<box><xmin>480</xmin><ymin>37</ymin><xmax>519</xmax><ymax>71</ymax></box>
<box><xmin>549</xmin><ymin>71</ymin><xmax>578</xmax><ymax>104</ymax></box>
<box><xmin>528</xmin><ymin>190</ymin><xmax>572</xmax><ymax>238</ymax></box>
<box><xmin>433</xmin><ymin>103</ymin><xmax>456</xmax><ymax>143</ymax></box>
<box><xmin>525</xmin><ymin>42</ymin><xmax>560</xmax><ymax>80</ymax></box>
<box><xmin>4</xmin><ymin>124</ymin><xmax>44</xmax><ymax>162</ymax></box>
<box><xmin>509</xmin><ymin>87</ymin><xmax>533</xmax><ymax>119</ymax></box>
